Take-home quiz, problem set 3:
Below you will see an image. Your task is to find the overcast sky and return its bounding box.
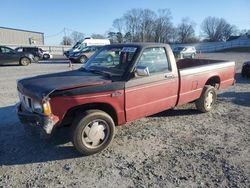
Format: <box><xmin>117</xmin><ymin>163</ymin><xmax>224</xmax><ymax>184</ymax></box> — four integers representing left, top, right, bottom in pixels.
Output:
<box><xmin>1</xmin><ymin>0</ymin><xmax>249</xmax><ymax>45</ymax></box>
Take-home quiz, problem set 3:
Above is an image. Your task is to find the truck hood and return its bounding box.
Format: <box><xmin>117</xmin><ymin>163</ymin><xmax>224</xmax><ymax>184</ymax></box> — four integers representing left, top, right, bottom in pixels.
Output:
<box><xmin>17</xmin><ymin>69</ymin><xmax>111</xmax><ymax>100</ymax></box>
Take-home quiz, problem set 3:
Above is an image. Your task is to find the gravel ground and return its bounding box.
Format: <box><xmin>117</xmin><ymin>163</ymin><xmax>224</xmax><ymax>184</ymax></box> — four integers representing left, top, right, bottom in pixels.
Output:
<box><xmin>0</xmin><ymin>53</ymin><xmax>249</xmax><ymax>188</ymax></box>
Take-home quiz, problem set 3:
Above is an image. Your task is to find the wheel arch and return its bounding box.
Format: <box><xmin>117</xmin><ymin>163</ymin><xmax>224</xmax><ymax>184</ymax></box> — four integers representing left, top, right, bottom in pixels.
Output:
<box><xmin>205</xmin><ymin>75</ymin><xmax>221</xmax><ymax>89</ymax></box>
<box><xmin>61</xmin><ymin>102</ymin><xmax>118</xmax><ymax>126</ymax></box>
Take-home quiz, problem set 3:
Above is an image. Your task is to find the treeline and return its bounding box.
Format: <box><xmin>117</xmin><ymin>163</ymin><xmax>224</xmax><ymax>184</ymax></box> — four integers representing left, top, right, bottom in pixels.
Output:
<box><xmin>107</xmin><ymin>8</ymin><xmax>238</xmax><ymax>44</ymax></box>
<box><xmin>61</xmin><ymin>8</ymin><xmax>249</xmax><ymax>45</ymax></box>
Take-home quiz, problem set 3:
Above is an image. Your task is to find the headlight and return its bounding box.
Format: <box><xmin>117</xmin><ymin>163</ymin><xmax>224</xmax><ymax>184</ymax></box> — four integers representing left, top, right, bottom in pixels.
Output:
<box><xmin>32</xmin><ymin>101</ymin><xmax>43</xmax><ymax>113</ymax></box>
<box><xmin>32</xmin><ymin>100</ymin><xmax>51</xmax><ymax>115</ymax></box>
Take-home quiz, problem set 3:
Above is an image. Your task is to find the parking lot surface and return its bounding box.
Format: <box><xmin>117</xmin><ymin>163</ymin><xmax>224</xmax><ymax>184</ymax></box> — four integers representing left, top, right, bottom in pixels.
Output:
<box><xmin>0</xmin><ymin>53</ymin><xmax>249</xmax><ymax>187</ymax></box>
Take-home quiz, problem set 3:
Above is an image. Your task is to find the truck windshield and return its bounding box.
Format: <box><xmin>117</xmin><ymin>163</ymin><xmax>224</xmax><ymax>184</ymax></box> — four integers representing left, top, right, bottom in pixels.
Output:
<box><xmin>83</xmin><ymin>46</ymin><xmax>137</xmax><ymax>77</ymax></box>
<box><xmin>73</xmin><ymin>42</ymin><xmax>81</xmax><ymax>49</ymax></box>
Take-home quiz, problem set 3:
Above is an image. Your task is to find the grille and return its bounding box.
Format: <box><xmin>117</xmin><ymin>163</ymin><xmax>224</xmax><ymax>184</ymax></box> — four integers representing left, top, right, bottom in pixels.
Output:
<box><xmin>18</xmin><ymin>92</ymin><xmax>33</xmax><ymax>112</ymax></box>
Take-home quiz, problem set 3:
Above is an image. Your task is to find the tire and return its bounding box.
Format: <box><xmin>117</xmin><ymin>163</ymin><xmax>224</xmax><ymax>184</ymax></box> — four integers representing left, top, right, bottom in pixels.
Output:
<box><xmin>19</xmin><ymin>57</ymin><xmax>31</xmax><ymax>66</ymax></box>
<box><xmin>241</xmin><ymin>70</ymin><xmax>246</xmax><ymax>78</ymax></box>
<box><xmin>195</xmin><ymin>85</ymin><xmax>217</xmax><ymax>113</ymax></box>
<box><xmin>71</xmin><ymin>110</ymin><xmax>115</xmax><ymax>155</ymax></box>
<box><xmin>34</xmin><ymin>56</ymin><xmax>40</xmax><ymax>62</ymax></box>
<box><xmin>79</xmin><ymin>56</ymin><xmax>87</xmax><ymax>63</ymax></box>
<box><xmin>191</xmin><ymin>53</ymin><xmax>195</xmax><ymax>59</ymax></box>
<box><xmin>43</xmin><ymin>54</ymin><xmax>50</xmax><ymax>59</ymax></box>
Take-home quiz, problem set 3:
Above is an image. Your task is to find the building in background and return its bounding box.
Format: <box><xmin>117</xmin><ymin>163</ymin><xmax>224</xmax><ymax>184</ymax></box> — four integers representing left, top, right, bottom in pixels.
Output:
<box><xmin>0</xmin><ymin>26</ymin><xmax>44</xmax><ymax>45</ymax></box>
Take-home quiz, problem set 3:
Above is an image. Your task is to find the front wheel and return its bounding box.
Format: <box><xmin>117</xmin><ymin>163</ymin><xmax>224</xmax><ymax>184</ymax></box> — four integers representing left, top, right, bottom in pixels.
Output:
<box><xmin>19</xmin><ymin>57</ymin><xmax>31</xmax><ymax>66</ymax></box>
<box><xmin>195</xmin><ymin>86</ymin><xmax>217</xmax><ymax>112</ymax></box>
<box><xmin>71</xmin><ymin>110</ymin><xmax>115</xmax><ymax>155</ymax></box>
<box><xmin>79</xmin><ymin>56</ymin><xmax>87</xmax><ymax>63</ymax></box>
<box><xmin>43</xmin><ymin>54</ymin><xmax>50</xmax><ymax>59</ymax></box>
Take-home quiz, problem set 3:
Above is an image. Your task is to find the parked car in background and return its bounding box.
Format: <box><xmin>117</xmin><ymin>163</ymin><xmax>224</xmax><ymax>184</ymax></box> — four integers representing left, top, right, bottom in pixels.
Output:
<box><xmin>38</xmin><ymin>48</ymin><xmax>53</xmax><ymax>59</ymax></box>
<box><xmin>69</xmin><ymin>45</ymin><xmax>103</xmax><ymax>63</ymax></box>
<box><xmin>241</xmin><ymin>61</ymin><xmax>250</xmax><ymax>78</ymax></box>
<box><xmin>15</xmin><ymin>47</ymin><xmax>43</xmax><ymax>62</ymax></box>
<box><xmin>0</xmin><ymin>46</ymin><xmax>35</xmax><ymax>66</ymax></box>
<box><xmin>173</xmin><ymin>46</ymin><xmax>196</xmax><ymax>59</ymax></box>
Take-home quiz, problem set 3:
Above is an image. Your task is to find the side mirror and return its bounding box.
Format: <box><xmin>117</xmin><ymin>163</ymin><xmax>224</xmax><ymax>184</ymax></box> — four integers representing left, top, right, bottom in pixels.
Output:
<box><xmin>135</xmin><ymin>65</ymin><xmax>150</xmax><ymax>76</ymax></box>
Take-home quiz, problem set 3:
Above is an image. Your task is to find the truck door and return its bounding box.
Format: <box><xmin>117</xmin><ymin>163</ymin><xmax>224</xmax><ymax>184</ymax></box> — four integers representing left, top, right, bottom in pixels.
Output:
<box><xmin>125</xmin><ymin>47</ymin><xmax>179</xmax><ymax>122</ymax></box>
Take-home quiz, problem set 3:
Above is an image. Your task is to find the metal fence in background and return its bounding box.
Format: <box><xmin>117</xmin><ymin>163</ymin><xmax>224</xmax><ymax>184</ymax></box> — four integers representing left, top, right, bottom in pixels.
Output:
<box><xmin>170</xmin><ymin>37</ymin><xmax>250</xmax><ymax>53</ymax></box>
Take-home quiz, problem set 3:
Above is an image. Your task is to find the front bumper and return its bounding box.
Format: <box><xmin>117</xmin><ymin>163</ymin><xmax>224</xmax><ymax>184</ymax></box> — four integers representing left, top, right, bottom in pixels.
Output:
<box><xmin>17</xmin><ymin>103</ymin><xmax>59</xmax><ymax>134</ymax></box>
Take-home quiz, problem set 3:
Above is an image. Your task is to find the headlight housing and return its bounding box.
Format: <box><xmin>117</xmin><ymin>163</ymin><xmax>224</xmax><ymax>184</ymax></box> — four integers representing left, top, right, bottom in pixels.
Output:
<box><xmin>32</xmin><ymin>100</ymin><xmax>51</xmax><ymax>115</ymax></box>
<box><xmin>32</xmin><ymin>101</ymin><xmax>43</xmax><ymax>113</ymax></box>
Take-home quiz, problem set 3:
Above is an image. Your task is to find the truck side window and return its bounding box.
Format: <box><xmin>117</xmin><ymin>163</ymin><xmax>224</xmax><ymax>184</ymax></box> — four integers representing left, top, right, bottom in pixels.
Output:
<box><xmin>137</xmin><ymin>47</ymin><xmax>169</xmax><ymax>74</ymax></box>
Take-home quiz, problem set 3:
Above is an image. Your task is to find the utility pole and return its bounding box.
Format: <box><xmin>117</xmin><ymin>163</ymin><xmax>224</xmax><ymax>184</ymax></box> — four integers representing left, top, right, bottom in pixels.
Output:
<box><xmin>64</xmin><ymin>27</ymin><xmax>67</xmax><ymax>45</ymax></box>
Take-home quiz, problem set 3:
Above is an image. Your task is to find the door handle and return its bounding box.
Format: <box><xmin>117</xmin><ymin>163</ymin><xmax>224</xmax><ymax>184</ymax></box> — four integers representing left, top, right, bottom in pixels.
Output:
<box><xmin>165</xmin><ymin>74</ymin><xmax>175</xmax><ymax>79</ymax></box>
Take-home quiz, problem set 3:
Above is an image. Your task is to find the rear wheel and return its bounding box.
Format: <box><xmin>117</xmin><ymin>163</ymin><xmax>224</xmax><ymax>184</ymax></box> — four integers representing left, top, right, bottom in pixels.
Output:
<box><xmin>195</xmin><ymin>85</ymin><xmax>217</xmax><ymax>112</ymax></box>
<box><xmin>34</xmin><ymin>56</ymin><xmax>40</xmax><ymax>62</ymax></box>
<box><xmin>71</xmin><ymin>110</ymin><xmax>115</xmax><ymax>155</ymax></box>
<box><xmin>19</xmin><ymin>57</ymin><xmax>31</xmax><ymax>66</ymax></box>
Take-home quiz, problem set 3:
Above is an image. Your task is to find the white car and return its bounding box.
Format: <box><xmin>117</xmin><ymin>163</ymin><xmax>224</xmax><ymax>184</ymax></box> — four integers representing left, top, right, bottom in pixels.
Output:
<box><xmin>39</xmin><ymin>48</ymin><xmax>53</xmax><ymax>59</ymax></box>
<box><xmin>173</xmin><ymin>46</ymin><xmax>196</xmax><ymax>59</ymax></box>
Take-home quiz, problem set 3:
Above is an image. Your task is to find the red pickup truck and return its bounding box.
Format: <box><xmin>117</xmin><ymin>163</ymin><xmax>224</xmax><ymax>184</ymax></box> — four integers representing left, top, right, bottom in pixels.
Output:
<box><xmin>17</xmin><ymin>43</ymin><xmax>235</xmax><ymax>155</ymax></box>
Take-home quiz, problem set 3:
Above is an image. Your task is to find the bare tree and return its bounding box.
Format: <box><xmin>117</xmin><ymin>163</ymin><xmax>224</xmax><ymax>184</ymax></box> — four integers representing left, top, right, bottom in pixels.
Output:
<box><xmin>140</xmin><ymin>9</ymin><xmax>156</xmax><ymax>42</ymax></box>
<box><xmin>91</xmin><ymin>33</ymin><xmax>105</xmax><ymax>39</ymax></box>
<box><xmin>107</xmin><ymin>31</ymin><xmax>117</xmax><ymax>43</ymax></box>
<box><xmin>123</xmin><ymin>8</ymin><xmax>142</xmax><ymax>42</ymax></box>
<box><xmin>124</xmin><ymin>32</ymin><xmax>132</xmax><ymax>42</ymax></box>
<box><xmin>61</xmin><ymin>36</ymin><xmax>72</xmax><ymax>45</ymax></box>
<box><xmin>201</xmin><ymin>17</ymin><xmax>236</xmax><ymax>41</ymax></box>
<box><xmin>168</xmin><ymin>27</ymin><xmax>179</xmax><ymax>43</ymax></box>
<box><xmin>116</xmin><ymin>32</ymin><xmax>123</xmax><ymax>43</ymax></box>
<box><xmin>177</xmin><ymin>18</ymin><xmax>195</xmax><ymax>43</ymax></box>
<box><xmin>70</xmin><ymin>31</ymin><xmax>85</xmax><ymax>44</ymax></box>
<box><xmin>113</xmin><ymin>18</ymin><xmax>124</xmax><ymax>33</ymax></box>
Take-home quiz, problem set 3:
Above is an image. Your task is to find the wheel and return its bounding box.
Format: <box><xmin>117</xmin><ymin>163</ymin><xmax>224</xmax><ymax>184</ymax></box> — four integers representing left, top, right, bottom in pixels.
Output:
<box><xmin>71</xmin><ymin>110</ymin><xmax>115</xmax><ymax>155</ymax></box>
<box><xmin>106</xmin><ymin>55</ymin><xmax>114</xmax><ymax>63</ymax></box>
<box><xmin>191</xmin><ymin>53</ymin><xmax>195</xmax><ymax>59</ymax></box>
<box><xmin>79</xmin><ymin>56</ymin><xmax>87</xmax><ymax>63</ymax></box>
<box><xmin>195</xmin><ymin>85</ymin><xmax>217</xmax><ymax>112</ymax></box>
<box><xmin>43</xmin><ymin>54</ymin><xmax>50</xmax><ymax>59</ymax></box>
<box><xmin>34</xmin><ymin>56</ymin><xmax>40</xmax><ymax>62</ymax></box>
<box><xmin>241</xmin><ymin>70</ymin><xmax>246</xmax><ymax>78</ymax></box>
<box><xmin>19</xmin><ymin>57</ymin><xmax>31</xmax><ymax>66</ymax></box>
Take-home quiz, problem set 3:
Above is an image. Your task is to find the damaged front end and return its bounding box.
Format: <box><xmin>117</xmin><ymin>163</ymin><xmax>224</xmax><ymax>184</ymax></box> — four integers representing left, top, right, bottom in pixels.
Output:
<box><xmin>17</xmin><ymin>92</ymin><xmax>59</xmax><ymax>134</ymax></box>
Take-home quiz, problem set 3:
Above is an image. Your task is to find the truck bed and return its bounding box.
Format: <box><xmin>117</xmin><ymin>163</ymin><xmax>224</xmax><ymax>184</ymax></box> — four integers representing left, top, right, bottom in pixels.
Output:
<box><xmin>176</xmin><ymin>58</ymin><xmax>235</xmax><ymax>106</ymax></box>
